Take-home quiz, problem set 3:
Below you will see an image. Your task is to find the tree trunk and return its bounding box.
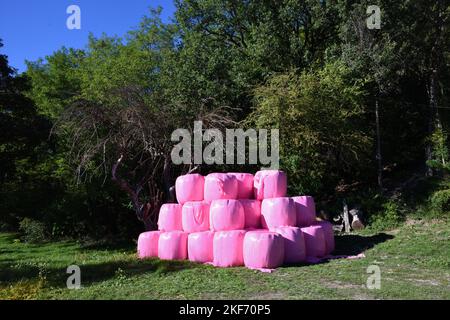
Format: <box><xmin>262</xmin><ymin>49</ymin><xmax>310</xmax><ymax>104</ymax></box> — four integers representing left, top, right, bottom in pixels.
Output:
<box><xmin>426</xmin><ymin>69</ymin><xmax>438</xmax><ymax>177</ymax></box>
<box><xmin>343</xmin><ymin>201</ymin><xmax>351</xmax><ymax>233</ymax></box>
<box><xmin>163</xmin><ymin>156</ymin><xmax>174</xmax><ymax>202</ymax></box>
<box><xmin>111</xmin><ymin>154</ymin><xmax>161</xmax><ymax>231</ymax></box>
<box><xmin>425</xmin><ymin>0</ymin><xmax>445</xmax><ymax>177</ymax></box>
<box><xmin>375</xmin><ymin>97</ymin><xmax>383</xmax><ymax>189</ymax></box>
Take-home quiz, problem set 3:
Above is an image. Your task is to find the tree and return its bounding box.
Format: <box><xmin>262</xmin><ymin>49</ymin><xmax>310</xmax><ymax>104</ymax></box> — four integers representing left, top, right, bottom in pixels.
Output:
<box><xmin>57</xmin><ymin>85</ymin><xmax>233</xmax><ymax>229</ymax></box>
<box><xmin>248</xmin><ymin>61</ymin><xmax>372</xmax><ymax>196</ymax></box>
<box><xmin>0</xmin><ymin>39</ymin><xmax>54</xmax><ymax>228</ymax></box>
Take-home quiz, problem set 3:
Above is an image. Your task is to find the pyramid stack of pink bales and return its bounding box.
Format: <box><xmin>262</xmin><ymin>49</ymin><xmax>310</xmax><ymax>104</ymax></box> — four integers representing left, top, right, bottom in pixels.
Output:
<box><xmin>137</xmin><ymin>170</ymin><xmax>335</xmax><ymax>270</ymax></box>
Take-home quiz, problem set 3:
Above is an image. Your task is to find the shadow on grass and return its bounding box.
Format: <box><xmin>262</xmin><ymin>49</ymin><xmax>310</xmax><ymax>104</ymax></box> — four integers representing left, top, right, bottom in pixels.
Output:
<box><xmin>0</xmin><ymin>257</ymin><xmax>198</xmax><ymax>289</ymax></box>
<box><xmin>333</xmin><ymin>232</ymin><xmax>394</xmax><ymax>256</ymax></box>
<box><xmin>282</xmin><ymin>232</ymin><xmax>395</xmax><ymax>268</ymax></box>
<box><xmin>78</xmin><ymin>240</ymin><xmax>135</xmax><ymax>252</ymax></box>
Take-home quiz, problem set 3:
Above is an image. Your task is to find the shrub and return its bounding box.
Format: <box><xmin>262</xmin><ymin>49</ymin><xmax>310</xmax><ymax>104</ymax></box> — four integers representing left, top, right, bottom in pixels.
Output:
<box><xmin>19</xmin><ymin>218</ymin><xmax>48</xmax><ymax>243</ymax></box>
<box><xmin>368</xmin><ymin>200</ymin><xmax>403</xmax><ymax>231</ymax></box>
<box><xmin>429</xmin><ymin>189</ymin><xmax>450</xmax><ymax>215</ymax></box>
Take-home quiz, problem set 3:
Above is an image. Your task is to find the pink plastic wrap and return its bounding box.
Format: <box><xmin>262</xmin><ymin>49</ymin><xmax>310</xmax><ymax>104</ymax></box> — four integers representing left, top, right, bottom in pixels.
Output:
<box><xmin>137</xmin><ymin>231</ymin><xmax>161</xmax><ymax>258</ymax></box>
<box><xmin>240</xmin><ymin>199</ymin><xmax>262</xmax><ymax>229</ymax></box>
<box><xmin>158</xmin><ymin>231</ymin><xmax>188</xmax><ymax>260</ymax></box>
<box><xmin>227</xmin><ymin>173</ymin><xmax>254</xmax><ymax>199</ymax></box>
<box><xmin>254</xmin><ymin>170</ymin><xmax>287</xmax><ymax>200</ymax></box>
<box><xmin>314</xmin><ymin>220</ymin><xmax>335</xmax><ymax>254</ymax></box>
<box><xmin>213</xmin><ymin>230</ymin><xmax>247</xmax><ymax>267</ymax></box>
<box><xmin>182</xmin><ymin>201</ymin><xmax>210</xmax><ymax>232</ymax></box>
<box><xmin>261</xmin><ymin>197</ymin><xmax>296</xmax><ymax>229</ymax></box>
<box><xmin>188</xmin><ymin>231</ymin><xmax>214</xmax><ymax>263</ymax></box>
<box><xmin>204</xmin><ymin>173</ymin><xmax>238</xmax><ymax>202</ymax></box>
<box><xmin>175</xmin><ymin>174</ymin><xmax>205</xmax><ymax>205</ymax></box>
<box><xmin>157</xmin><ymin>203</ymin><xmax>183</xmax><ymax>231</ymax></box>
<box><xmin>243</xmin><ymin>230</ymin><xmax>284</xmax><ymax>269</ymax></box>
<box><xmin>301</xmin><ymin>225</ymin><xmax>326</xmax><ymax>258</ymax></box>
<box><xmin>272</xmin><ymin>226</ymin><xmax>306</xmax><ymax>263</ymax></box>
<box><xmin>292</xmin><ymin>196</ymin><xmax>316</xmax><ymax>227</ymax></box>
<box><xmin>210</xmin><ymin>199</ymin><xmax>245</xmax><ymax>231</ymax></box>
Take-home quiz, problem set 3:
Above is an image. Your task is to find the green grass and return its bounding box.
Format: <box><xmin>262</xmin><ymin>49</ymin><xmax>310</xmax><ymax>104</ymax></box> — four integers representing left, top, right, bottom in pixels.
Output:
<box><xmin>0</xmin><ymin>218</ymin><xmax>449</xmax><ymax>300</ymax></box>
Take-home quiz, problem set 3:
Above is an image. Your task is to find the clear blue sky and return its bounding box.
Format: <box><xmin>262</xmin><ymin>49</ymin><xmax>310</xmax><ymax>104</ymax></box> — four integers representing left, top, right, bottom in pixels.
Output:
<box><xmin>0</xmin><ymin>0</ymin><xmax>176</xmax><ymax>73</ymax></box>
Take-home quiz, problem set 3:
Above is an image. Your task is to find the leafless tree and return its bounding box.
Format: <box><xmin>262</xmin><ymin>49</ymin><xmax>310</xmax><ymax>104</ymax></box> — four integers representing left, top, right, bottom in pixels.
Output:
<box><xmin>55</xmin><ymin>85</ymin><xmax>234</xmax><ymax>230</ymax></box>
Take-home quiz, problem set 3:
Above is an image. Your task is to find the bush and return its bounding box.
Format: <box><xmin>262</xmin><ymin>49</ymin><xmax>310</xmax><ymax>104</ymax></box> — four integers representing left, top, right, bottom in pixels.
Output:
<box><xmin>368</xmin><ymin>200</ymin><xmax>403</xmax><ymax>231</ymax></box>
<box><xmin>19</xmin><ymin>218</ymin><xmax>48</xmax><ymax>243</ymax></box>
<box><xmin>429</xmin><ymin>189</ymin><xmax>450</xmax><ymax>215</ymax></box>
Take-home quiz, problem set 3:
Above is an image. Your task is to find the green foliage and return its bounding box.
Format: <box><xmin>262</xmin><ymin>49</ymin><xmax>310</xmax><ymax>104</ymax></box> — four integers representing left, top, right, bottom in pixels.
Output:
<box><xmin>25</xmin><ymin>47</ymin><xmax>83</xmax><ymax>119</ymax></box>
<box><xmin>426</xmin><ymin>127</ymin><xmax>450</xmax><ymax>172</ymax></box>
<box><xmin>368</xmin><ymin>200</ymin><xmax>403</xmax><ymax>232</ymax></box>
<box><xmin>249</xmin><ymin>61</ymin><xmax>371</xmax><ymax>195</ymax></box>
<box><xmin>18</xmin><ymin>218</ymin><xmax>47</xmax><ymax>243</ymax></box>
<box><xmin>429</xmin><ymin>189</ymin><xmax>450</xmax><ymax>215</ymax></box>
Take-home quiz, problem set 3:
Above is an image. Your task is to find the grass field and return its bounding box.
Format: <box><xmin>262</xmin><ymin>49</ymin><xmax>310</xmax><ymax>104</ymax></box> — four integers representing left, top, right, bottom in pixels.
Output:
<box><xmin>0</xmin><ymin>218</ymin><xmax>449</xmax><ymax>300</ymax></box>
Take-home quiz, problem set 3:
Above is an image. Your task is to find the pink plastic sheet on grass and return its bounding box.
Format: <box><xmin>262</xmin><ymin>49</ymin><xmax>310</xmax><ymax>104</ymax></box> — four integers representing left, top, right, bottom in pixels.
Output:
<box><xmin>254</xmin><ymin>170</ymin><xmax>287</xmax><ymax>200</ymax></box>
<box><xmin>240</xmin><ymin>199</ymin><xmax>262</xmax><ymax>229</ymax></box>
<box><xmin>210</xmin><ymin>199</ymin><xmax>245</xmax><ymax>231</ymax></box>
<box><xmin>188</xmin><ymin>230</ymin><xmax>214</xmax><ymax>263</ymax></box>
<box><xmin>213</xmin><ymin>230</ymin><xmax>247</xmax><ymax>267</ymax></box>
<box><xmin>204</xmin><ymin>173</ymin><xmax>238</xmax><ymax>202</ymax></box>
<box><xmin>228</xmin><ymin>172</ymin><xmax>254</xmax><ymax>199</ymax></box>
<box><xmin>137</xmin><ymin>231</ymin><xmax>161</xmax><ymax>258</ymax></box>
<box><xmin>261</xmin><ymin>197</ymin><xmax>296</xmax><ymax>229</ymax></box>
<box><xmin>271</xmin><ymin>226</ymin><xmax>306</xmax><ymax>263</ymax></box>
<box><xmin>292</xmin><ymin>196</ymin><xmax>316</xmax><ymax>227</ymax></box>
<box><xmin>158</xmin><ymin>231</ymin><xmax>188</xmax><ymax>260</ymax></box>
<box><xmin>157</xmin><ymin>203</ymin><xmax>183</xmax><ymax>231</ymax></box>
<box><xmin>175</xmin><ymin>174</ymin><xmax>205</xmax><ymax>205</ymax></box>
<box><xmin>182</xmin><ymin>201</ymin><xmax>210</xmax><ymax>232</ymax></box>
<box><xmin>305</xmin><ymin>253</ymin><xmax>366</xmax><ymax>264</ymax></box>
<box><xmin>243</xmin><ymin>230</ymin><xmax>284</xmax><ymax>270</ymax></box>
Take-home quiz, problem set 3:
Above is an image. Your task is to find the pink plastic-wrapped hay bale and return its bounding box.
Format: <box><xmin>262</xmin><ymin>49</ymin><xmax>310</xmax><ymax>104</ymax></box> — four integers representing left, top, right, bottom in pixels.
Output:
<box><xmin>175</xmin><ymin>174</ymin><xmax>205</xmax><ymax>205</ymax></box>
<box><xmin>240</xmin><ymin>199</ymin><xmax>262</xmax><ymax>229</ymax></box>
<box><xmin>157</xmin><ymin>203</ymin><xmax>183</xmax><ymax>231</ymax></box>
<box><xmin>272</xmin><ymin>226</ymin><xmax>306</xmax><ymax>263</ymax></box>
<box><xmin>204</xmin><ymin>173</ymin><xmax>238</xmax><ymax>202</ymax></box>
<box><xmin>227</xmin><ymin>172</ymin><xmax>254</xmax><ymax>199</ymax></box>
<box><xmin>254</xmin><ymin>170</ymin><xmax>287</xmax><ymax>200</ymax></box>
<box><xmin>261</xmin><ymin>197</ymin><xmax>296</xmax><ymax>229</ymax></box>
<box><xmin>158</xmin><ymin>231</ymin><xmax>188</xmax><ymax>260</ymax></box>
<box><xmin>188</xmin><ymin>230</ymin><xmax>214</xmax><ymax>263</ymax></box>
<box><xmin>182</xmin><ymin>201</ymin><xmax>210</xmax><ymax>232</ymax></box>
<box><xmin>137</xmin><ymin>231</ymin><xmax>161</xmax><ymax>258</ymax></box>
<box><xmin>213</xmin><ymin>230</ymin><xmax>247</xmax><ymax>267</ymax></box>
<box><xmin>210</xmin><ymin>199</ymin><xmax>245</xmax><ymax>231</ymax></box>
<box><xmin>292</xmin><ymin>196</ymin><xmax>316</xmax><ymax>227</ymax></box>
<box><xmin>313</xmin><ymin>220</ymin><xmax>335</xmax><ymax>255</ymax></box>
<box><xmin>243</xmin><ymin>230</ymin><xmax>284</xmax><ymax>269</ymax></box>
<box><xmin>301</xmin><ymin>225</ymin><xmax>326</xmax><ymax>258</ymax></box>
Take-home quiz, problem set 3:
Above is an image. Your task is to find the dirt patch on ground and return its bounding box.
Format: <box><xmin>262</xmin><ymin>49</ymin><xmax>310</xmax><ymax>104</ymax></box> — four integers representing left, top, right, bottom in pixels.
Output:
<box><xmin>323</xmin><ymin>280</ymin><xmax>363</xmax><ymax>290</ymax></box>
<box><xmin>407</xmin><ymin>278</ymin><xmax>441</xmax><ymax>286</ymax></box>
<box><xmin>247</xmin><ymin>292</ymin><xmax>287</xmax><ymax>300</ymax></box>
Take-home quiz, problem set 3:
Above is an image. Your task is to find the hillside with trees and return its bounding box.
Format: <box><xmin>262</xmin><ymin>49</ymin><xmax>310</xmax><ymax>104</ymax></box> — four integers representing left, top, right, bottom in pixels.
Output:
<box><xmin>1</xmin><ymin>0</ymin><xmax>449</xmax><ymax>241</ymax></box>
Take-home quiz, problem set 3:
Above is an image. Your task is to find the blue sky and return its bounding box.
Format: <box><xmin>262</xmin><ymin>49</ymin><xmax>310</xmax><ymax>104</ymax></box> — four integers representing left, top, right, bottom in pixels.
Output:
<box><xmin>0</xmin><ymin>0</ymin><xmax>176</xmax><ymax>73</ymax></box>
